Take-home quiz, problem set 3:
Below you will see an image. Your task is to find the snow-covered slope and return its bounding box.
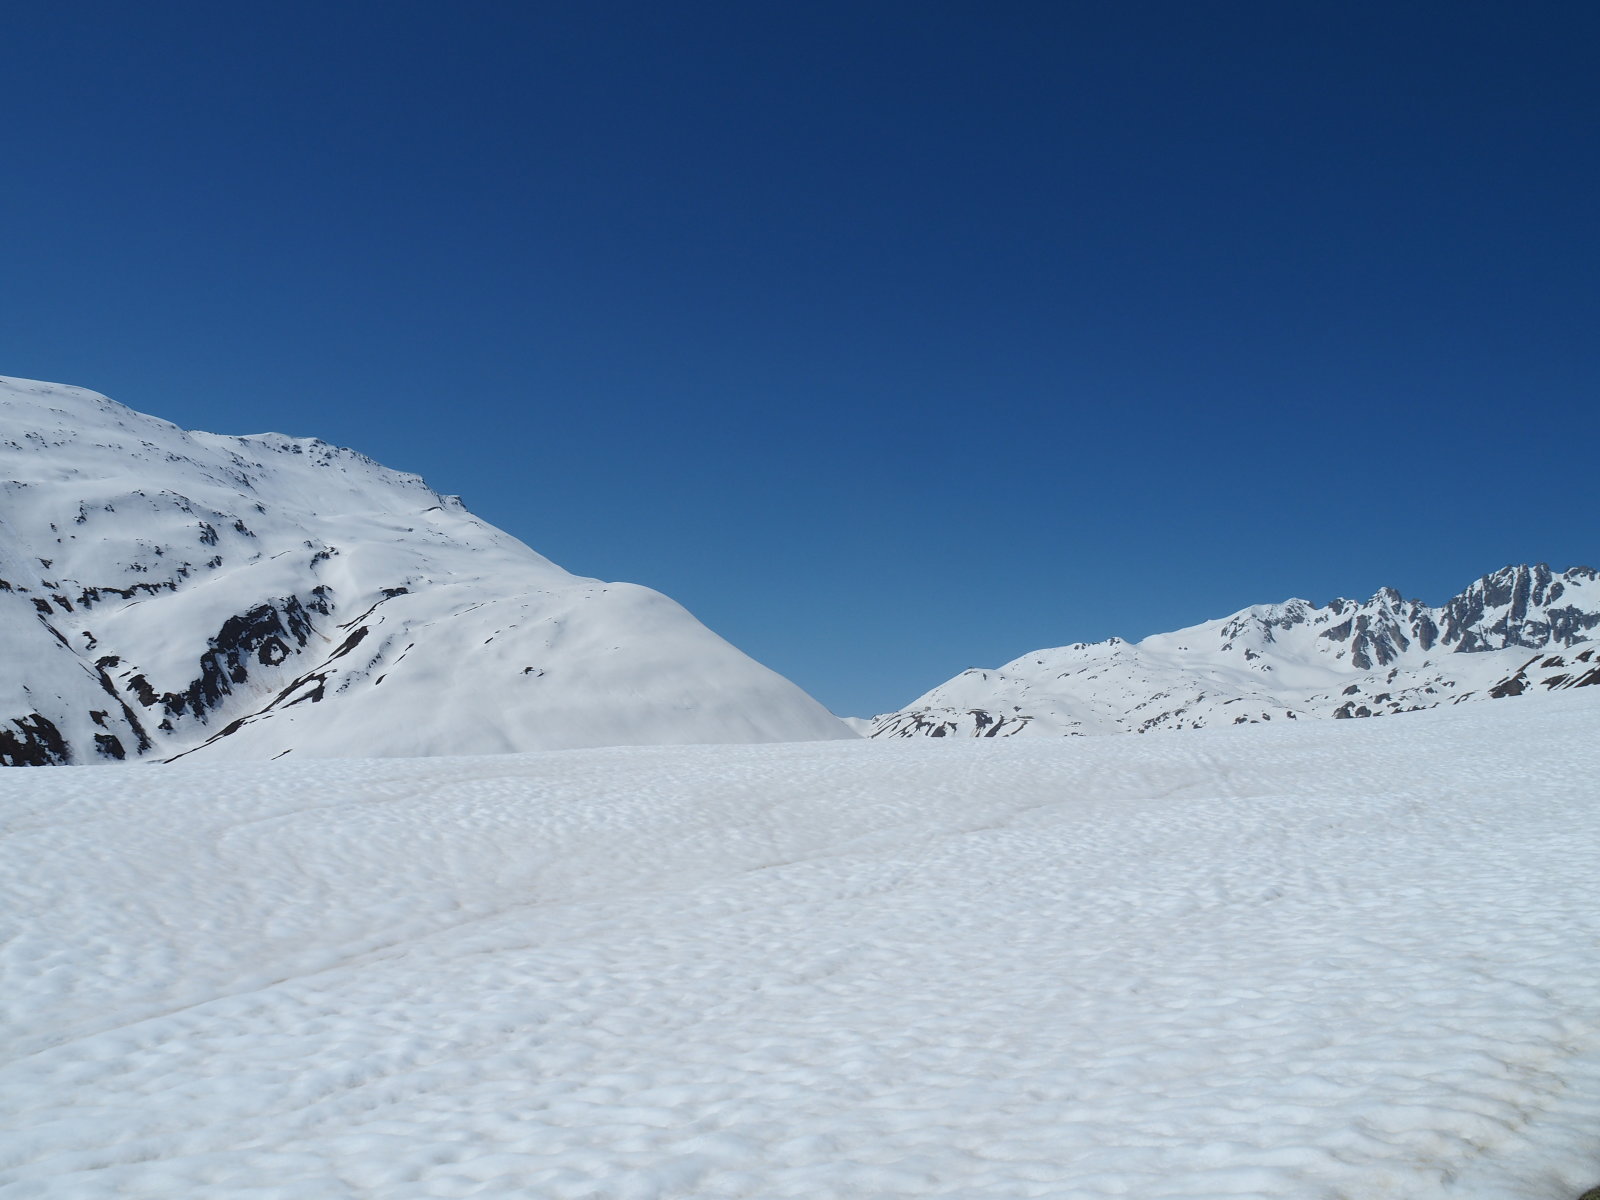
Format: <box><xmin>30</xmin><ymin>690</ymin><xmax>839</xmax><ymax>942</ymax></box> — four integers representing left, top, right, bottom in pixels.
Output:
<box><xmin>871</xmin><ymin>564</ymin><xmax>1600</xmax><ymax>737</ymax></box>
<box><xmin>0</xmin><ymin>375</ymin><xmax>854</xmax><ymax>764</ymax></box>
<box><xmin>4</xmin><ymin>694</ymin><xmax>1599</xmax><ymax>1198</ymax></box>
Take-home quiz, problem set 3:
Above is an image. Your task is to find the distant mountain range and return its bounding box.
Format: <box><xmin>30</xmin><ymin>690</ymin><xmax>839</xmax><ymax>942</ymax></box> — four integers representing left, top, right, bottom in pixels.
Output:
<box><xmin>867</xmin><ymin>564</ymin><xmax>1600</xmax><ymax>739</ymax></box>
<box><xmin>0</xmin><ymin>376</ymin><xmax>854</xmax><ymax>766</ymax></box>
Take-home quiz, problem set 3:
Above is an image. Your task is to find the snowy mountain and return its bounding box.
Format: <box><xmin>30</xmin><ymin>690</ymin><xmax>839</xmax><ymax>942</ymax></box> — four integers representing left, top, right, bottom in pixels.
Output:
<box><xmin>0</xmin><ymin>376</ymin><xmax>855</xmax><ymax>765</ymax></box>
<box><xmin>870</xmin><ymin>564</ymin><xmax>1600</xmax><ymax>738</ymax></box>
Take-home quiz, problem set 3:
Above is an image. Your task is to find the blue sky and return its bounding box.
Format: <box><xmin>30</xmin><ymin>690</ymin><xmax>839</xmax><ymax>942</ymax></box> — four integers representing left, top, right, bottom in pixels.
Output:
<box><xmin>6</xmin><ymin>2</ymin><xmax>1597</xmax><ymax>716</ymax></box>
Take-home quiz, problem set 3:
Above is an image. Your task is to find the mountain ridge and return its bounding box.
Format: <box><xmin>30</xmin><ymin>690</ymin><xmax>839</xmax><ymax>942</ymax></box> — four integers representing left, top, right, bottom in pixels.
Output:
<box><xmin>868</xmin><ymin>564</ymin><xmax>1600</xmax><ymax>739</ymax></box>
<box><xmin>1</xmin><ymin>376</ymin><xmax>855</xmax><ymax>765</ymax></box>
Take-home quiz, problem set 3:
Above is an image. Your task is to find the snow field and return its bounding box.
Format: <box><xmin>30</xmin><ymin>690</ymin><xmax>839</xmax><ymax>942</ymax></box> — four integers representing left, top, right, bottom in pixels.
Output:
<box><xmin>3</xmin><ymin>694</ymin><xmax>1599</xmax><ymax>1198</ymax></box>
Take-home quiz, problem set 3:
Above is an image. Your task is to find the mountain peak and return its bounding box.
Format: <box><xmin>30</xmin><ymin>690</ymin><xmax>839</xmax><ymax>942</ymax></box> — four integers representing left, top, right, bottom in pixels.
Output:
<box><xmin>2</xmin><ymin>376</ymin><xmax>854</xmax><ymax>766</ymax></box>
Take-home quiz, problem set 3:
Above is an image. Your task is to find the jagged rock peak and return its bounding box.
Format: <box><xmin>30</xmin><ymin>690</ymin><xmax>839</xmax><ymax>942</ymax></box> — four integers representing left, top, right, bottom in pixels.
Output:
<box><xmin>1438</xmin><ymin>563</ymin><xmax>1600</xmax><ymax>652</ymax></box>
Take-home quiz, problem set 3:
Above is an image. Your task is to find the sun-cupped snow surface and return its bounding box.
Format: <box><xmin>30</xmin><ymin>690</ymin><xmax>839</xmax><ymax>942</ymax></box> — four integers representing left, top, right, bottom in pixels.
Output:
<box><xmin>0</xmin><ymin>375</ymin><xmax>853</xmax><ymax>763</ymax></box>
<box><xmin>4</xmin><ymin>696</ymin><xmax>1599</xmax><ymax>1199</ymax></box>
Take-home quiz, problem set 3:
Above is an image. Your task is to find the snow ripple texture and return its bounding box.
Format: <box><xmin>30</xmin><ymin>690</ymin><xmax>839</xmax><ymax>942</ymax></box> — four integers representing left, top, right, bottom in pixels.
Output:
<box><xmin>3</xmin><ymin>695</ymin><xmax>1599</xmax><ymax>1199</ymax></box>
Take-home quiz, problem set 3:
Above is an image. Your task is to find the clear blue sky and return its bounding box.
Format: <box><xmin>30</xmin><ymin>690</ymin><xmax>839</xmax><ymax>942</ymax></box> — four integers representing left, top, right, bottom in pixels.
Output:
<box><xmin>5</xmin><ymin>2</ymin><xmax>1597</xmax><ymax>716</ymax></box>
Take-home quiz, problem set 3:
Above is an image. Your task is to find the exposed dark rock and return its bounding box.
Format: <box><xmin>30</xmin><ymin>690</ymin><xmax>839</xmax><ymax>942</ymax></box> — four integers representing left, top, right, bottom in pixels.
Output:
<box><xmin>1413</xmin><ymin>613</ymin><xmax>1438</xmax><ymax>651</ymax></box>
<box><xmin>76</xmin><ymin>581</ymin><xmax>177</xmax><ymax>609</ymax></box>
<box><xmin>127</xmin><ymin>674</ymin><xmax>160</xmax><ymax>707</ymax></box>
<box><xmin>155</xmin><ymin>597</ymin><xmax>323</xmax><ymax>722</ymax></box>
<box><xmin>1438</xmin><ymin>564</ymin><xmax>1600</xmax><ymax>651</ymax></box>
<box><xmin>280</xmin><ymin>673</ymin><xmax>329</xmax><ymax>706</ymax></box>
<box><xmin>871</xmin><ymin>706</ymin><xmax>1037</xmax><ymax>739</ymax></box>
<box><xmin>0</xmin><ymin>714</ymin><xmax>71</xmax><ymax>767</ymax></box>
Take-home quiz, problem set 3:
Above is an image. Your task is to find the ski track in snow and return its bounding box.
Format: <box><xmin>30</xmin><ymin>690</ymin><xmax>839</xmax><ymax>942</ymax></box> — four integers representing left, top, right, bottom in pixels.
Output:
<box><xmin>3</xmin><ymin>695</ymin><xmax>1599</xmax><ymax>1199</ymax></box>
